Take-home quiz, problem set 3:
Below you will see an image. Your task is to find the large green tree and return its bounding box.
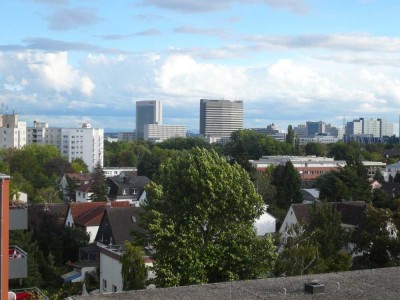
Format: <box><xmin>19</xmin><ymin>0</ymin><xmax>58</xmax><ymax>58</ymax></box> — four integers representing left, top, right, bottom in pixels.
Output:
<box><xmin>273</xmin><ymin>161</ymin><xmax>303</xmax><ymax>209</ymax></box>
<box><xmin>144</xmin><ymin>148</ymin><xmax>277</xmax><ymax>287</ymax></box>
<box><xmin>121</xmin><ymin>241</ymin><xmax>146</xmax><ymax>290</ymax></box>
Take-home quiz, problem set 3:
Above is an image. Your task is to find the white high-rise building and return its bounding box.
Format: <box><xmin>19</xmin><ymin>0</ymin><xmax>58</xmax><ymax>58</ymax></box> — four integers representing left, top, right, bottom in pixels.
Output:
<box><xmin>361</xmin><ymin>118</ymin><xmax>381</xmax><ymax>137</ymax></box>
<box><xmin>27</xmin><ymin>122</ymin><xmax>103</xmax><ymax>171</ymax></box>
<box><xmin>0</xmin><ymin>114</ymin><xmax>26</xmax><ymax>149</ymax></box>
<box><xmin>200</xmin><ymin>99</ymin><xmax>243</xmax><ymax>137</ymax></box>
<box><xmin>136</xmin><ymin>100</ymin><xmax>162</xmax><ymax>140</ymax></box>
<box><xmin>144</xmin><ymin>124</ymin><xmax>186</xmax><ymax>142</ymax></box>
<box><xmin>378</xmin><ymin>118</ymin><xmax>393</xmax><ymax>137</ymax></box>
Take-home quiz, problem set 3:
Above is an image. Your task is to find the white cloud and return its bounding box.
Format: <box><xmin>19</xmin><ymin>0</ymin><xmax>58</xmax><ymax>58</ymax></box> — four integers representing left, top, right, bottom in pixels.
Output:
<box><xmin>2</xmin><ymin>49</ymin><xmax>400</xmax><ymax>130</ymax></box>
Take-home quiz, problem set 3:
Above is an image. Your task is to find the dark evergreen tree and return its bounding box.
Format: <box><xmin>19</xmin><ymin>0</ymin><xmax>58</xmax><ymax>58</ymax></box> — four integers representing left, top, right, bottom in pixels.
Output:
<box><xmin>89</xmin><ymin>162</ymin><xmax>108</xmax><ymax>202</ymax></box>
<box><xmin>273</xmin><ymin>161</ymin><xmax>303</xmax><ymax>209</ymax></box>
<box><xmin>373</xmin><ymin>168</ymin><xmax>385</xmax><ymax>184</ymax></box>
<box><xmin>286</xmin><ymin>125</ymin><xmax>294</xmax><ymax>145</ymax></box>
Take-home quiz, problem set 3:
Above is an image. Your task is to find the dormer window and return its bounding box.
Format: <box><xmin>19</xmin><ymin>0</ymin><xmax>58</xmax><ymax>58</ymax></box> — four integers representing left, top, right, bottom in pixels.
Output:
<box><xmin>132</xmin><ymin>216</ymin><xmax>136</xmax><ymax>223</ymax></box>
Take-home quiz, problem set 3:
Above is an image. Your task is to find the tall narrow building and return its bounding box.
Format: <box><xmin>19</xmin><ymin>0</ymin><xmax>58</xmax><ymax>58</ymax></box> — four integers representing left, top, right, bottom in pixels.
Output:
<box><xmin>199</xmin><ymin>99</ymin><xmax>243</xmax><ymax>137</ymax></box>
<box><xmin>136</xmin><ymin>100</ymin><xmax>162</xmax><ymax>140</ymax></box>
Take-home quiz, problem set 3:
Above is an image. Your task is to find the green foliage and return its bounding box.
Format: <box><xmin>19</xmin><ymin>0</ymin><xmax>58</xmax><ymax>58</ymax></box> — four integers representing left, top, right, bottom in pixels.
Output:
<box><xmin>89</xmin><ymin>162</ymin><xmax>108</xmax><ymax>202</ymax></box>
<box><xmin>121</xmin><ymin>242</ymin><xmax>147</xmax><ymax>290</ymax></box>
<box><xmin>305</xmin><ymin>142</ymin><xmax>327</xmax><ymax>157</ymax></box>
<box><xmin>9</xmin><ymin>230</ymin><xmax>44</xmax><ymax>288</ymax></box>
<box><xmin>70</xmin><ymin>158</ymin><xmax>89</xmax><ymax>173</ymax></box>
<box><xmin>157</xmin><ymin>137</ymin><xmax>210</xmax><ymax>151</ymax></box>
<box><xmin>137</xmin><ymin>146</ymin><xmax>180</xmax><ymax>179</ymax></box>
<box><xmin>286</xmin><ymin>125</ymin><xmax>294</xmax><ymax>145</ymax></box>
<box><xmin>373</xmin><ymin>168</ymin><xmax>385</xmax><ymax>184</ymax></box>
<box><xmin>328</xmin><ymin>141</ymin><xmax>361</xmax><ymax>160</ymax></box>
<box><xmin>104</xmin><ymin>140</ymin><xmax>150</xmax><ymax>167</ymax></box>
<box><xmin>309</xmin><ymin>203</ymin><xmax>348</xmax><ymax>259</ymax></box>
<box><xmin>33</xmin><ymin>186</ymin><xmax>62</xmax><ymax>204</ymax></box>
<box><xmin>353</xmin><ymin>205</ymin><xmax>400</xmax><ymax>269</ymax></box>
<box><xmin>272</xmin><ymin>161</ymin><xmax>303</xmax><ymax>209</ymax></box>
<box><xmin>144</xmin><ymin>148</ymin><xmax>277</xmax><ymax>287</ymax></box>
<box><xmin>316</xmin><ymin>157</ymin><xmax>372</xmax><ymax>202</ymax></box>
<box><xmin>394</xmin><ymin>172</ymin><xmax>400</xmax><ymax>183</ymax></box>
<box><xmin>225</xmin><ymin>130</ymin><xmax>292</xmax><ymax>161</ymax></box>
<box><xmin>275</xmin><ymin>203</ymin><xmax>351</xmax><ymax>276</ymax></box>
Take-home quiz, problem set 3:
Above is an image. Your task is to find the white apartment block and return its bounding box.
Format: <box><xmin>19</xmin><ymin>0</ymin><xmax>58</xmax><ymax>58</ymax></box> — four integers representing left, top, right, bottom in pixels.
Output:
<box><xmin>144</xmin><ymin>124</ymin><xmax>186</xmax><ymax>142</ymax></box>
<box><xmin>0</xmin><ymin>114</ymin><xmax>26</xmax><ymax>149</ymax></box>
<box><xmin>27</xmin><ymin>122</ymin><xmax>104</xmax><ymax>171</ymax></box>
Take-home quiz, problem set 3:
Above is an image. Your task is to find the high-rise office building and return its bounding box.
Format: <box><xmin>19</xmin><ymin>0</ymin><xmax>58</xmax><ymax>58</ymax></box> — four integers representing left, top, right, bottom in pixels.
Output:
<box><xmin>136</xmin><ymin>100</ymin><xmax>162</xmax><ymax>140</ymax></box>
<box><xmin>306</xmin><ymin>121</ymin><xmax>326</xmax><ymax>137</ymax></box>
<box><xmin>200</xmin><ymin>99</ymin><xmax>243</xmax><ymax>137</ymax></box>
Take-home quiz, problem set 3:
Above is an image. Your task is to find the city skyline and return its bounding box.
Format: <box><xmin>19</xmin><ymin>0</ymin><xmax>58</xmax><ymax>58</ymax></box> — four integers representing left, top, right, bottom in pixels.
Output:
<box><xmin>2</xmin><ymin>1</ymin><xmax>400</xmax><ymax>133</ymax></box>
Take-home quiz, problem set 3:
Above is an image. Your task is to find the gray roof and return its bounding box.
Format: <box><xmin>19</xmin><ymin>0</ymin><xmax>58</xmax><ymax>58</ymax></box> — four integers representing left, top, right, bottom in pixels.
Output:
<box><xmin>104</xmin><ymin>207</ymin><xmax>147</xmax><ymax>245</ymax></box>
<box><xmin>73</xmin><ymin>266</ymin><xmax>400</xmax><ymax>299</ymax></box>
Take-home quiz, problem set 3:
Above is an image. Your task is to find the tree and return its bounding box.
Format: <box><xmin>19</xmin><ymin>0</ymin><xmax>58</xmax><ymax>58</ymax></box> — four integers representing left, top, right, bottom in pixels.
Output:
<box><xmin>89</xmin><ymin>162</ymin><xmax>108</xmax><ymax>202</ymax></box>
<box><xmin>273</xmin><ymin>161</ymin><xmax>303</xmax><ymax>209</ymax></box>
<box><xmin>71</xmin><ymin>158</ymin><xmax>89</xmax><ymax>173</ymax></box>
<box><xmin>144</xmin><ymin>148</ymin><xmax>277</xmax><ymax>287</ymax></box>
<box><xmin>394</xmin><ymin>172</ymin><xmax>400</xmax><ymax>183</ymax></box>
<box><xmin>33</xmin><ymin>186</ymin><xmax>62</xmax><ymax>204</ymax></box>
<box><xmin>373</xmin><ymin>168</ymin><xmax>385</xmax><ymax>184</ymax></box>
<box><xmin>305</xmin><ymin>142</ymin><xmax>327</xmax><ymax>157</ymax></box>
<box><xmin>286</xmin><ymin>125</ymin><xmax>294</xmax><ymax>145</ymax></box>
<box><xmin>121</xmin><ymin>241</ymin><xmax>146</xmax><ymax>290</ymax></box>
<box><xmin>353</xmin><ymin>205</ymin><xmax>400</xmax><ymax>269</ymax></box>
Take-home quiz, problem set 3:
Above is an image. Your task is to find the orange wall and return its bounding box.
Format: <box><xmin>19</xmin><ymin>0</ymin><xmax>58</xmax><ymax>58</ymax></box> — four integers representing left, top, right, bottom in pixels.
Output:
<box><xmin>0</xmin><ymin>177</ymin><xmax>10</xmax><ymax>300</ymax></box>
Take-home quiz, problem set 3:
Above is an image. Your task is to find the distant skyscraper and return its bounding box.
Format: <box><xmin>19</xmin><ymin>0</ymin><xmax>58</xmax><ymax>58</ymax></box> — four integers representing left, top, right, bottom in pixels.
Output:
<box><xmin>306</xmin><ymin>121</ymin><xmax>326</xmax><ymax>137</ymax></box>
<box><xmin>199</xmin><ymin>99</ymin><xmax>243</xmax><ymax>137</ymax></box>
<box><xmin>136</xmin><ymin>100</ymin><xmax>162</xmax><ymax>140</ymax></box>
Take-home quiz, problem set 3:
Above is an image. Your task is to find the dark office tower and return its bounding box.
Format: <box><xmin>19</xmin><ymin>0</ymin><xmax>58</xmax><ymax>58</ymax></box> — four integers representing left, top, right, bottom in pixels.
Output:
<box><xmin>200</xmin><ymin>99</ymin><xmax>243</xmax><ymax>137</ymax></box>
<box><xmin>136</xmin><ymin>100</ymin><xmax>162</xmax><ymax>140</ymax></box>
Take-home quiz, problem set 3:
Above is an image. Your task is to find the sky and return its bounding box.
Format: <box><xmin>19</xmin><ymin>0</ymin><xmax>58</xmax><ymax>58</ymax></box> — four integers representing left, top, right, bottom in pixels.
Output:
<box><xmin>1</xmin><ymin>0</ymin><xmax>400</xmax><ymax>134</ymax></box>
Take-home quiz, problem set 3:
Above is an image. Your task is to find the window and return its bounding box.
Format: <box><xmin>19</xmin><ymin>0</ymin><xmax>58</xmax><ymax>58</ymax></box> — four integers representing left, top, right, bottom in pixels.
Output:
<box><xmin>103</xmin><ymin>279</ymin><xmax>107</xmax><ymax>291</ymax></box>
<box><xmin>112</xmin><ymin>285</ymin><xmax>117</xmax><ymax>293</ymax></box>
<box><xmin>132</xmin><ymin>188</ymin><xmax>138</xmax><ymax>194</ymax></box>
<box><xmin>123</xmin><ymin>188</ymin><xmax>129</xmax><ymax>195</ymax></box>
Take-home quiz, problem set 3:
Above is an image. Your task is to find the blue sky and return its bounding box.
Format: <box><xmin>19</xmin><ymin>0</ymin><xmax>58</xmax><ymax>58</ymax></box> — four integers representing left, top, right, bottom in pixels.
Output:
<box><xmin>1</xmin><ymin>0</ymin><xmax>400</xmax><ymax>133</ymax></box>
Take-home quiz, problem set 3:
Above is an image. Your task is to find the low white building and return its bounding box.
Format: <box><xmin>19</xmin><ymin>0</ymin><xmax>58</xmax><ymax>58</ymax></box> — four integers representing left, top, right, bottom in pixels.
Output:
<box><xmin>103</xmin><ymin>167</ymin><xmax>137</xmax><ymax>178</ymax></box>
<box><xmin>144</xmin><ymin>124</ymin><xmax>186</xmax><ymax>142</ymax></box>
<box><xmin>98</xmin><ymin>243</ymin><xmax>154</xmax><ymax>293</ymax></box>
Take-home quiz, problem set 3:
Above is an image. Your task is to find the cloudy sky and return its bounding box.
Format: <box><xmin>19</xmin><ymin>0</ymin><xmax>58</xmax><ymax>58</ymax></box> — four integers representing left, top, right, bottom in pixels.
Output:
<box><xmin>1</xmin><ymin>0</ymin><xmax>400</xmax><ymax>133</ymax></box>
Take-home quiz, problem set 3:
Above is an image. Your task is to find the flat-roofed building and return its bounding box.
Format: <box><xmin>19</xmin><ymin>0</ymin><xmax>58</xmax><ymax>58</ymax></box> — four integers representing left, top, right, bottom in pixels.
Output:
<box><xmin>144</xmin><ymin>124</ymin><xmax>186</xmax><ymax>142</ymax></box>
<box><xmin>200</xmin><ymin>99</ymin><xmax>243</xmax><ymax>138</ymax></box>
<box><xmin>0</xmin><ymin>114</ymin><xmax>26</xmax><ymax>149</ymax></box>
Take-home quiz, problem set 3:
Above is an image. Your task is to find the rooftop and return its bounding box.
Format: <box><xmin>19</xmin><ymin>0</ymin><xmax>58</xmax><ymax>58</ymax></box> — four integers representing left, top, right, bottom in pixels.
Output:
<box><xmin>72</xmin><ymin>267</ymin><xmax>400</xmax><ymax>299</ymax></box>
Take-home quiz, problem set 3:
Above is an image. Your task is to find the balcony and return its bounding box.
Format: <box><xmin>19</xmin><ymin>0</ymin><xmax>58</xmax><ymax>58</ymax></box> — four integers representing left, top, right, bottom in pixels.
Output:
<box><xmin>9</xmin><ymin>206</ymin><xmax>28</xmax><ymax>230</ymax></box>
<box><xmin>10</xmin><ymin>288</ymin><xmax>49</xmax><ymax>300</ymax></box>
<box><xmin>9</xmin><ymin>245</ymin><xmax>28</xmax><ymax>279</ymax></box>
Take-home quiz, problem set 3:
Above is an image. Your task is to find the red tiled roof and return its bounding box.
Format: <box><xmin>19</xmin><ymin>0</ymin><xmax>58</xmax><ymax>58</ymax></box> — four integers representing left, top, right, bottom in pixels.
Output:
<box><xmin>69</xmin><ymin>201</ymin><xmax>132</xmax><ymax>227</ymax></box>
<box><xmin>66</xmin><ymin>173</ymin><xmax>93</xmax><ymax>182</ymax></box>
<box><xmin>69</xmin><ymin>202</ymin><xmax>106</xmax><ymax>219</ymax></box>
<box><xmin>110</xmin><ymin>201</ymin><xmax>130</xmax><ymax>208</ymax></box>
<box><xmin>74</xmin><ymin>205</ymin><xmax>106</xmax><ymax>226</ymax></box>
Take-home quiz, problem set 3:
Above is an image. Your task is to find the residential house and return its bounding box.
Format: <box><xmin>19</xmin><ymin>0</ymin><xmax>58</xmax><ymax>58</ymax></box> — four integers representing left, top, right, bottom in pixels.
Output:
<box><xmin>95</xmin><ymin>207</ymin><xmax>151</xmax><ymax>293</ymax></box>
<box><xmin>302</xmin><ymin>189</ymin><xmax>320</xmax><ymax>204</ymax></box>
<box><xmin>59</xmin><ymin>173</ymin><xmax>93</xmax><ymax>201</ymax></box>
<box><xmin>61</xmin><ymin>244</ymin><xmax>99</xmax><ymax>284</ymax></box>
<box><xmin>76</xmin><ymin>183</ymin><xmax>93</xmax><ymax>203</ymax></box>
<box><xmin>379</xmin><ymin>182</ymin><xmax>400</xmax><ymax>198</ymax></box>
<box><xmin>64</xmin><ymin>202</ymin><xmax>130</xmax><ymax>243</ymax></box>
<box><xmin>107</xmin><ymin>174</ymin><xmax>151</xmax><ymax>207</ymax></box>
<box><xmin>253</xmin><ymin>206</ymin><xmax>277</xmax><ymax>235</ymax></box>
<box><xmin>279</xmin><ymin>201</ymin><xmax>366</xmax><ymax>234</ymax></box>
